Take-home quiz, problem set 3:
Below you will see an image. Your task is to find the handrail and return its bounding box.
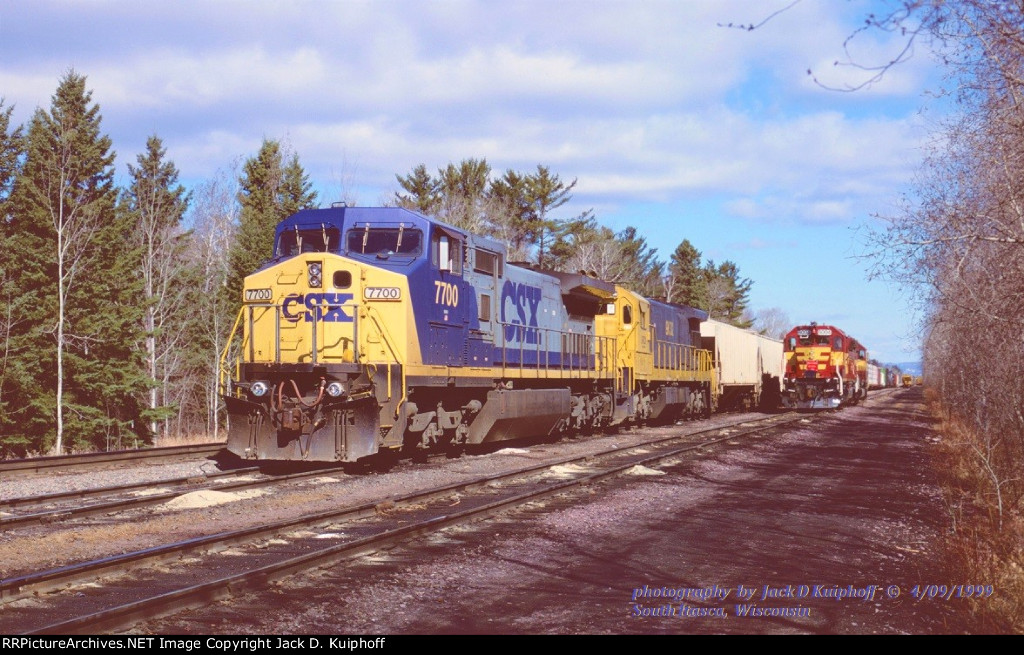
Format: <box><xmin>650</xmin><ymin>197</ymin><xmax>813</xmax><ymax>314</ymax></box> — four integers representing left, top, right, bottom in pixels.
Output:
<box><xmin>218</xmin><ymin>307</ymin><xmax>247</xmax><ymax>397</ymax></box>
<box><xmin>219</xmin><ymin>301</ymin><xmax>713</xmax><ymax>411</ymax></box>
<box><xmin>218</xmin><ymin>301</ymin><xmax>362</xmax><ymax>397</ymax></box>
<box><xmin>651</xmin><ymin>339</ymin><xmax>713</xmax><ymax>374</ymax></box>
<box><xmin>363</xmin><ymin>305</ymin><xmax>406</xmax><ymax>413</ymax></box>
<box><xmin>495</xmin><ymin>321</ymin><xmax>615</xmax><ymax>378</ymax></box>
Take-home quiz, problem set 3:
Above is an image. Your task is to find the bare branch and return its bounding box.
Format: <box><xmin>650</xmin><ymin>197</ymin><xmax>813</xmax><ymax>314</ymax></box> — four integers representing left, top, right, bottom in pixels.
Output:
<box><xmin>717</xmin><ymin>0</ymin><xmax>802</xmax><ymax>32</ymax></box>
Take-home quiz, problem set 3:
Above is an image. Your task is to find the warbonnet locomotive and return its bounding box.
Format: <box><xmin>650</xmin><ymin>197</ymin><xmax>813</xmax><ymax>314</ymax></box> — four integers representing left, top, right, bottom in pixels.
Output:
<box><xmin>220</xmin><ymin>205</ymin><xmax>722</xmax><ymax>462</ymax></box>
<box><xmin>781</xmin><ymin>323</ymin><xmax>868</xmax><ymax>409</ymax></box>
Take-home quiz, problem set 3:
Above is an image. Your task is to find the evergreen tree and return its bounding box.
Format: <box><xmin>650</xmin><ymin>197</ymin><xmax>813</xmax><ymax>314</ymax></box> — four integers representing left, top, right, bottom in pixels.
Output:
<box><xmin>394</xmin><ymin>163</ymin><xmax>440</xmax><ymax>215</ymax></box>
<box><xmin>280</xmin><ymin>153</ymin><xmax>318</xmax><ymax>217</ymax></box>
<box><xmin>614</xmin><ymin>226</ymin><xmax>664</xmax><ymax>297</ymax></box>
<box><xmin>666</xmin><ymin>239</ymin><xmax>707</xmax><ymax>308</ymax></box>
<box><xmin>122</xmin><ymin>135</ymin><xmax>190</xmax><ymax>439</ymax></box>
<box><xmin>393</xmin><ymin>160</ymin><xmax>582</xmax><ymax>266</ymax></box>
<box><xmin>8</xmin><ymin>71</ymin><xmax>144</xmax><ymax>453</ymax></box>
<box><xmin>703</xmin><ymin>260</ymin><xmax>753</xmax><ymax>328</ymax></box>
<box><xmin>489</xmin><ymin>169</ymin><xmax>535</xmax><ymax>259</ymax></box>
<box><xmin>527</xmin><ymin>165</ymin><xmax>576</xmax><ymax>269</ymax></box>
<box><xmin>0</xmin><ymin>99</ymin><xmax>26</xmax><ymax>453</ymax></box>
<box><xmin>0</xmin><ymin>99</ymin><xmax>20</xmax><ymax>214</ymax></box>
<box><xmin>227</xmin><ymin>139</ymin><xmax>283</xmax><ymax>309</ymax></box>
<box><xmin>437</xmin><ymin>158</ymin><xmax>491</xmax><ymax>231</ymax></box>
<box><xmin>225</xmin><ymin>140</ymin><xmax>317</xmax><ymax>315</ymax></box>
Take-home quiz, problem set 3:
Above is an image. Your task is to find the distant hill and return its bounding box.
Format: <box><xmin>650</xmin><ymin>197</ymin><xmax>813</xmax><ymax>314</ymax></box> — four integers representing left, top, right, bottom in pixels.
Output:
<box><xmin>890</xmin><ymin>361</ymin><xmax>922</xmax><ymax>376</ymax></box>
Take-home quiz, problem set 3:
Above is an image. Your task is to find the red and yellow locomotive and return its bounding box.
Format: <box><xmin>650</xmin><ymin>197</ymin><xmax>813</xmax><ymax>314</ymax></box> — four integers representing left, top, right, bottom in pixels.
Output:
<box><xmin>782</xmin><ymin>323</ymin><xmax>867</xmax><ymax>409</ymax></box>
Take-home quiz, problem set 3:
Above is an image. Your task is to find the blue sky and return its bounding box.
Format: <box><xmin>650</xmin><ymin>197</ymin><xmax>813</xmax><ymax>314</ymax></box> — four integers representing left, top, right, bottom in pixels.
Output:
<box><xmin>0</xmin><ymin>0</ymin><xmax>946</xmax><ymax>363</ymax></box>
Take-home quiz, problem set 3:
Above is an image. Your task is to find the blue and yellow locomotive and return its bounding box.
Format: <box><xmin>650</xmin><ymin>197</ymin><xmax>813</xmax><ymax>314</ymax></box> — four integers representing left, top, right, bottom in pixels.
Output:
<box><xmin>220</xmin><ymin>206</ymin><xmax>716</xmax><ymax>462</ymax></box>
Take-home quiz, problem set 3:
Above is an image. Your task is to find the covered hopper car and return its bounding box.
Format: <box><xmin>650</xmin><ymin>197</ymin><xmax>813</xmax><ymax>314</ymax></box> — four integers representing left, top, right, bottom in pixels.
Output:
<box><xmin>699</xmin><ymin>319</ymin><xmax>782</xmax><ymax>411</ymax></box>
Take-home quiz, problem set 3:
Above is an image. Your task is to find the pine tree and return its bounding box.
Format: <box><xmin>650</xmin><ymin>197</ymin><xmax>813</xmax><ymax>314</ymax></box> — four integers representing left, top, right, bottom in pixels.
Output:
<box><xmin>666</xmin><ymin>239</ymin><xmax>708</xmax><ymax>308</ymax></box>
<box><xmin>8</xmin><ymin>71</ymin><xmax>144</xmax><ymax>453</ymax></box>
<box><xmin>122</xmin><ymin>135</ymin><xmax>191</xmax><ymax>439</ymax></box>
<box><xmin>703</xmin><ymin>260</ymin><xmax>753</xmax><ymax>328</ymax></box>
<box><xmin>0</xmin><ymin>100</ymin><xmax>20</xmax><ymax>213</ymax></box>
<box><xmin>227</xmin><ymin>139</ymin><xmax>283</xmax><ymax>310</ymax></box>
<box><xmin>394</xmin><ymin>164</ymin><xmax>440</xmax><ymax>215</ymax></box>
<box><xmin>547</xmin><ymin>215</ymin><xmax>623</xmax><ymax>279</ymax></box>
<box><xmin>226</xmin><ymin>140</ymin><xmax>317</xmax><ymax>316</ymax></box>
<box><xmin>0</xmin><ymin>99</ymin><xmax>26</xmax><ymax>453</ymax></box>
<box><xmin>437</xmin><ymin>158</ymin><xmax>490</xmax><ymax>231</ymax></box>
<box><xmin>527</xmin><ymin>166</ymin><xmax>576</xmax><ymax>269</ymax></box>
<box><xmin>393</xmin><ymin>160</ymin><xmax>580</xmax><ymax>266</ymax></box>
<box><xmin>615</xmin><ymin>226</ymin><xmax>664</xmax><ymax>297</ymax></box>
<box><xmin>489</xmin><ymin>169</ymin><xmax>535</xmax><ymax>259</ymax></box>
<box><xmin>280</xmin><ymin>153</ymin><xmax>318</xmax><ymax>217</ymax></box>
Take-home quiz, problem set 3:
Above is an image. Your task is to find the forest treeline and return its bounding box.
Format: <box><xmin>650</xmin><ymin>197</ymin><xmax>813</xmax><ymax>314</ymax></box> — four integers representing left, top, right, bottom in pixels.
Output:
<box><xmin>860</xmin><ymin>1</ymin><xmax>1024</xmax><ymax>630</ymax></box>
<box><xmin>0</xmin><ymin>72</ymin><xmax>774</xmax><ymax>456</ymax></box>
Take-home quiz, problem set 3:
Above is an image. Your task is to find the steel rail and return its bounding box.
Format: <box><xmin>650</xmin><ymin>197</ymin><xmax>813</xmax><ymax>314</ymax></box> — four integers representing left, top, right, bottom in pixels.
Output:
<box><xmin>0</xmin><ymin>443</ymin><xmax>225</xmax><ymax>479</ymax></box>
<box><xmin>3</xmin><ymin>411</ymin><xmax>812</xmax><ymax>634</ymax></box>
<box><xmin>0</xmin><ymin>465</ymin><xmax>349</xmax><ymax>529</ymax></box>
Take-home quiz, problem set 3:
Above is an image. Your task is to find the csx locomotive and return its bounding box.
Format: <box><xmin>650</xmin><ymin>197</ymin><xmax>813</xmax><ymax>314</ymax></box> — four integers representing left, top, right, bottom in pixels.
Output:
<box><xmin>220</xmin><ymin>205</ymin><xmax>740</xmax><ymax>462</ymax></box>
<box><xmin>781</xmin><ymin>323</ymin><xmax>868</xmax><ymax>409</ymax></box>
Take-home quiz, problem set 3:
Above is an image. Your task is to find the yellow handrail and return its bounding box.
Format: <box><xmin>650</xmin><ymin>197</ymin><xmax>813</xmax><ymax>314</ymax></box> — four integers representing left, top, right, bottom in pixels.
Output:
<box><xmin>364</xmin><ymin>305</ymin><xmax>407</xmax><ymax>417</ymax></box>
<box><xmin>218</xmin><ymin>307</ymin><xmax>246</xmax><ymax>397</ymax></box>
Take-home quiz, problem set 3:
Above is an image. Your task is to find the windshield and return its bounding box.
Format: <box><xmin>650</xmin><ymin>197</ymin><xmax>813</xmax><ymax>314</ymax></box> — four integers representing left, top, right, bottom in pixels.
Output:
<box><xmin>276</xmin><ymin>226</ymin><xmax>341</xmax><ymax>257</ymax></box>
<box><xmin>347</xmin><ymin>226</ymin><xmax>423</xmax><ymax>257</ymax></box>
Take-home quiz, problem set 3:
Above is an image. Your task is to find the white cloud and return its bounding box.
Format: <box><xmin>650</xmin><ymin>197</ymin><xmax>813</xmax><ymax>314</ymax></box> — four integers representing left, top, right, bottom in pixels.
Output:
<box><xmin>0</xmin><ymin>0</ymin><xmax>942</xmax><ymax>223</ymax></box>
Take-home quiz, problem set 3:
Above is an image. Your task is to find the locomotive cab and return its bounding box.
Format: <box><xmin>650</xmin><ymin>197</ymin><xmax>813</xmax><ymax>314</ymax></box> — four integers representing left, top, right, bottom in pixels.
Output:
<box><xmin>221</xmin><ymin>207</ymin><xmax>426</xmax><ymax>462</ymax></box>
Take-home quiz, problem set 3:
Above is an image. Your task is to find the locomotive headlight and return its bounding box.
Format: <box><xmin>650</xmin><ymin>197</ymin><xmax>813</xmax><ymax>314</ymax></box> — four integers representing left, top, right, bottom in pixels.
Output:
<box><xmin>250</xmin><ymin>381</ymin><xmax>270</xmax><ymax>397</ymax></box>
<box><xmin>326</xmin><ymin>381</ymin><xmax>345</xmax><ymax>397</ymax></box>
<box><xmin>308</xmin><ymin>261</ymin><xmax>322</xmax><ymax>288</ymax></box>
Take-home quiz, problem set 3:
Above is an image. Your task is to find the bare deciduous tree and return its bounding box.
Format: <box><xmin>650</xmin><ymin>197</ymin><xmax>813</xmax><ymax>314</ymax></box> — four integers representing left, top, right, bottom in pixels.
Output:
<box><xmin>188</xmin><ymin>171</ymin><xmax>238</xmax><ymax>440</ymax></box>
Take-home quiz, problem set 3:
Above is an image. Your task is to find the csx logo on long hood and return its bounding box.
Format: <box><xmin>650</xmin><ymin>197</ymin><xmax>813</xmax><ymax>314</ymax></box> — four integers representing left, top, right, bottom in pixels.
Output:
<box><xmin>282</xmin><ymin>293</ymin><xmax>354</xmax><ymax>323</ymax></box>
<box><xmin>501</xmin><ymin>280</ymin><xmax>542</xmax><ymax>343</ymax></box>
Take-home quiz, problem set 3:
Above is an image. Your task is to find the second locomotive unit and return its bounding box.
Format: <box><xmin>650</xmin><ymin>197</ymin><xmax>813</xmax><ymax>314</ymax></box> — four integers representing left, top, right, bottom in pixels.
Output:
<box><xmin>220</xmin><ymin>206</ymin><xmax>716</xmax><ymax>462</ymax></box>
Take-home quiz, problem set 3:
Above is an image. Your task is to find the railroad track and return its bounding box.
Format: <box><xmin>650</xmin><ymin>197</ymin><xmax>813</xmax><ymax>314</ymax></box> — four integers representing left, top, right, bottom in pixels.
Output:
<box><xmin>0</xmin><ymin>443</ymin><xmax>226</xmax><ymax>479</ymax></box>
<box><xmin>0</xmin><ymin>410</ymin><xmax>816</xmax><ymax>635</ymax></box>
<box><xmin>0</xmin><ymin>465</ymin><xmax>352</xmax><ymax>529</ymax></box>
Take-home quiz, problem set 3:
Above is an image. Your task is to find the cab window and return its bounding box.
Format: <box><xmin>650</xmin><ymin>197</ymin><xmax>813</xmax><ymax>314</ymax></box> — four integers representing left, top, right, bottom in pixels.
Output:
<box><xmin>432</xmin><ymin>234</ymin><xmax>463</xmax><ymax>274</ymax></box>
<box><xmin>276</xmin><ymin>226</ymin><xmax>341</xmax><ymax>257</ymax></box>
<box><xmin>346</xmin><ymin>226</ymin><xmax>423</xmax><ymax>257</ymax></box>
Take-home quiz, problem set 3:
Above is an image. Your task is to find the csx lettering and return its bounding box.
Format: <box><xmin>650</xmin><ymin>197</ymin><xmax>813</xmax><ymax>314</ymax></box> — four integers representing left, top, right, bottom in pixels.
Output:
<box><xmin>282</xmin><ymin>293</ymin><xmax>354</xmax><ymax>323</ymax></box>
<box><xmin>434</xmin><ymin>281</ymin><xmax>459</xmax><ymax>307</ymax></box>
<box><xmin>501</xmin><ymin>280</ymin><xmax>542</xmax><ymax>344</ymax></box>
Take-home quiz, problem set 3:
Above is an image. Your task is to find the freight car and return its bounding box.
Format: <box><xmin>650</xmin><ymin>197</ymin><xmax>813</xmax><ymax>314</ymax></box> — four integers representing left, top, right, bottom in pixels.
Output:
<box><xmin>866</xmin><ymin>363</ymin><xmax>888</xmax><ymax>390</ymax></box>
<box><xmin>781</xmin><ymin>323</ymin><xmax>868</xmax><ymax>409</ymax></box>
<box><xmin>219</xmin><ymin>206</ymin><xmax>719</xmax><ymax>463</ymax></box>
<box><xmin>699</xmin><ymin>319</ymin><xmax>782</xmax><ymax>411</ymax></box>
